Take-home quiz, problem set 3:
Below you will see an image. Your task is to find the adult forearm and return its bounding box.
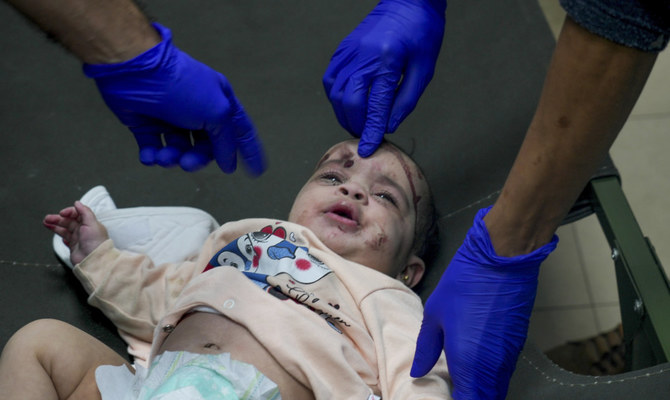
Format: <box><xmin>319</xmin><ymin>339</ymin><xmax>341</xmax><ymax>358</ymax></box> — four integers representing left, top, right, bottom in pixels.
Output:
<box><xmin>485</xmin><ymin>16</ymin><xmax>657</xmax><ymax>257</ymax></box>
<box><xmin>5</xmin><ymin>0</ymin><xmax>160</xmax><ymax>63</ymax></box>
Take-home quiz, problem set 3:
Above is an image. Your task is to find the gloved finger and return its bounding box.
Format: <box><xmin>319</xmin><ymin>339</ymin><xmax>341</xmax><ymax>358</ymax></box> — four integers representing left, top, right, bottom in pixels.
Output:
<box><xmin>208</xmin><ymin>114</ymin><xmax>238</xmax><ymax>174</ymax></box>
<box><xmin>129</xmin><ymin>119</ymin><xmax>180</xmax><ymax>166</ymax></box>
<box><xmin>156</xmin><ymin>130</ymin><xmax>192</xmax><ymax>168</ymax></box>
<box><xmin>341</xmin><ymin>73</ymin><xmax>372</xmax><ymax>136</ymax></box>
<box><xmin>180</xmin><ymin>150</ymin><xmax>211</xmax><ymax>172</ymax></box>
<box><xmin>328</xmin><ymin>67</ymin><xmax>359</xmax><ymax>136</ymax></box>
<box><xmin>131</xmin><ymin>131</ymin><xmax>163</xmax><ymax>166</ymax></box>
<box><xmin>179</xmin><ymin>131</ymin><xmax>213</xmax><ymax>172</ymax></box>
<box><xmin>322</xmin><ymin>58</ymin><xmax>340</xmax><ymax>97</ymax></box>
<box><xmin>410</xmin><ymin>315</ymin><xmax>445</xmax><ymax>378</ymax></box>
<box><xmin>388</xmin><ymin>61</ymin><xmax>433</xmax><ymax>132</ymax></box>
<box><xmin>328</xmin><ymin>57</ymin><xmax>374</xmax><ymax>137</ymax></box>
<box><xmin>323</xmin><ymin>45</ymin><xmax>354</xmax><ymax>96</ymax></box>
<box><xmin>230</xmin><ymin>102</ymin><xmax>267</xmax><ymax>177</ymax></box>
<box><xmin>207</xmin><ymin>78</ymin><xmax>245</xmax><ymax>174</ymax></box>
<box><xmin>358</xmin><ymin>73</ymin><xmax>400</xmax><ymax>157</ymax></box>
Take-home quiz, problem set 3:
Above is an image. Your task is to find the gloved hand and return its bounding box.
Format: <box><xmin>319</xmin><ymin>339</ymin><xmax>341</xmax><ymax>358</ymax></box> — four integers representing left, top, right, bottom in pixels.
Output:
<box><xmin>411</xmin><ymin>207</ymin><xmax>558</xmax><ymax>400</ymax></box>
<box><xmin>323</xmin><ymin>0</ymin><xmax>446</xmax><ymax>157</ymax></box>
<box><xmin>83</xmin><ymin>23</ymin><xmax>266</xmax><ymax>175</ymax></box>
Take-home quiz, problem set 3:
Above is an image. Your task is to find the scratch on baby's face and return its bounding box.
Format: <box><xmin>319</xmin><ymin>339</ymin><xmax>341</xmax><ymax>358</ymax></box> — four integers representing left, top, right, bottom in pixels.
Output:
<box><xmin>364</xmin><ymin>222</ymin><xmax>388</xmax><ymax>251</ymax></box>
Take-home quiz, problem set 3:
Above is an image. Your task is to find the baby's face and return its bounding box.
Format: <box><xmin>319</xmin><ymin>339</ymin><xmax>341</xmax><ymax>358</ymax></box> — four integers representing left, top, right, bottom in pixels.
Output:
<box><xmin>288</xmin><ymin>140</ymin><xmax>429</xmax><ymax>278</ymax></box>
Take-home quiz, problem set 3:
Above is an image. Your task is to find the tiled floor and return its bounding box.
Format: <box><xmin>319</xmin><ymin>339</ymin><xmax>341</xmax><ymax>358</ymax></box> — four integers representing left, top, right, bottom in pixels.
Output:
<box><xmin>530</xmin><ymin>1</ymin><xmax>670</xmax><ymax>351</ymax></box>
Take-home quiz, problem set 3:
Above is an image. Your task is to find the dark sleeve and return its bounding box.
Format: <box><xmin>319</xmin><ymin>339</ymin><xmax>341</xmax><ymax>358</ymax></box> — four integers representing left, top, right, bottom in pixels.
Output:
<box><xmin>561</xmin><ymin>0</ymin><xmax>670</xmax><ymax>51</ymax></box>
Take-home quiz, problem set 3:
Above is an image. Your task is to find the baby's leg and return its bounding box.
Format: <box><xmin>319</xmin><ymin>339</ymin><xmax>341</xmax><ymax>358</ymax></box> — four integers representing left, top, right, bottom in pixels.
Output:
<box><xmin>0</xmin><ymin>319</ymin><xmax>131</xmax><ymax>400</ymax></box>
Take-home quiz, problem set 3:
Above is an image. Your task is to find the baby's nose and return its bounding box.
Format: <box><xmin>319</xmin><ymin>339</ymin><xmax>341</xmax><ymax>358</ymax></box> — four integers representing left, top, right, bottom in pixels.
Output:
<box><xmin>339</xmin><ymin>185</ymin><xmax>367</xmax><ymax>202</ymax></box>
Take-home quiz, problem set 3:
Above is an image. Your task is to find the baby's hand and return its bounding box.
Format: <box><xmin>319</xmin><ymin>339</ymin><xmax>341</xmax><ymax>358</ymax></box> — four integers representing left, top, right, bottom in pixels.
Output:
<box><xmin>43</xmin><ymin>201</ymin><xmax>109</xmax><ymax>266</ymax></box>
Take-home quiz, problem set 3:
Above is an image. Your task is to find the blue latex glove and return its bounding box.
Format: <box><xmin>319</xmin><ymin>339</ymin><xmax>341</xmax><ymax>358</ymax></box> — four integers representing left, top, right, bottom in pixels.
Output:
<box><xmin>83</xmin><ymin>23</ymin><xmax>266</xmax><ymax>175</ymax></box>
<box><xmin>323</xmin><ymin>0</ymin><xmax>446</xmax><ymax>157</ymax></box>
<box><xmin>411</xmin><ymin>207</ymin><xmax>558</xmax><ymax>400</ymax></box>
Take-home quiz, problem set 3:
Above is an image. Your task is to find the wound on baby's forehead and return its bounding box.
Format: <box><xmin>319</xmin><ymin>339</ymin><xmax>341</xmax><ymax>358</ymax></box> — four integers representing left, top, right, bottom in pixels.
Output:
<box><xmin>315</xmin><ymin>153</ymin><xmax>331</xmax><ymax>169</ymax></box>
<box><xmin>316</xmin><ymin>147</ymin><xmax>355</xmax><ymax>169</ymax></box>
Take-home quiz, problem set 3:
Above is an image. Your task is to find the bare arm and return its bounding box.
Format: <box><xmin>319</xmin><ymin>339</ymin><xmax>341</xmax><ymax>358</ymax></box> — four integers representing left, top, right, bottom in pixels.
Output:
<box><xmin>5</xmin><ymin>0</ymin><xmax>159</xmax><ymax>63</ymax></box>
<box><xmin>412</xmin><ymin>13</ymin><xmax>662</xmax><ymax>399</ymax></box>
<box><xmin>484</xmin><ymin>16</ymin><xmax>658</xmax><ymax>257</ymax></box>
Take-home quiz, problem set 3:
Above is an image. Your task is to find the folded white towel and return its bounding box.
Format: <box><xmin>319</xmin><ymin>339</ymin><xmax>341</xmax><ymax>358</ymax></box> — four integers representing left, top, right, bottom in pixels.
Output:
<box><xmin>53</xmin><ymin>186</ymin><xmax>219</xmax><ymax>268</ymax></box>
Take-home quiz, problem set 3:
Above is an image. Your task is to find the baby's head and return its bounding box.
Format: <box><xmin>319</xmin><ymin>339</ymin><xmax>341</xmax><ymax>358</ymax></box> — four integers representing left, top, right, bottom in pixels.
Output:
<box><xmin>288</xmin><ymin>139</ymin><xmax>437</xmax><ymax>288</ymax></box>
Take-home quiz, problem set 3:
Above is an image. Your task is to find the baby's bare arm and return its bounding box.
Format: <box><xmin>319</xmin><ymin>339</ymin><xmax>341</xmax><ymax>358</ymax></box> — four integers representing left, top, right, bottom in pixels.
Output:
<box><xmin>43</xmin><ymin>201</ymin><xmax>109</xmax><ymax>265</ymax></box>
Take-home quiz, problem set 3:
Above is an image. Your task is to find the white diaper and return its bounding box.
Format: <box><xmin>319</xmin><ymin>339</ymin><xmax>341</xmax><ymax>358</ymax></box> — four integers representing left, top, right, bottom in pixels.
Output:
<box><xmin>96</xmin><ymin>351</ymin><xmax>281</xmax><ymax>400</ymax></box>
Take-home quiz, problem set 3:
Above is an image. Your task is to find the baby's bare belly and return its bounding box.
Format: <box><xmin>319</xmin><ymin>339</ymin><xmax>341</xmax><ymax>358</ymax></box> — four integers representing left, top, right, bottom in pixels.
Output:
<box><xmin>157</xmin><ymin>311</ymin><xmax>314</xmax><ymax>399</ymax></box>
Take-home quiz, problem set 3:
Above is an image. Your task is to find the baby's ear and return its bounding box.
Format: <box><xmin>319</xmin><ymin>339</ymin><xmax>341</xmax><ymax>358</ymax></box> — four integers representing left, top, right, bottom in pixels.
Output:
<box><xmin>396</xmin><ymin>255</ymin><xmax>425</xmax><ymax>288</ymax></box>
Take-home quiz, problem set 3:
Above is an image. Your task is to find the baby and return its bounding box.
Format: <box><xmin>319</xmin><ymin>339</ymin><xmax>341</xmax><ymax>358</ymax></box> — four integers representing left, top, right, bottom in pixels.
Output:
<box><xmin>0</xmin><ymin>139</ymin><xmax>450</xmax><ymax>399</ymax></box>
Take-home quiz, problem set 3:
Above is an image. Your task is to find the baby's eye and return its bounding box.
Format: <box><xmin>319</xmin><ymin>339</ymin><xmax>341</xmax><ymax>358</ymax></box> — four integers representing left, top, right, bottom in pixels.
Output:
<box><xmin>376</xmin><ymin>191</ymin><xmax>397</xmax><ymax>206</ymax></box>
<box><xmin>318</xmin><ymin>172</ymin><xmax>342</xmax><ymax>185</ymax></box>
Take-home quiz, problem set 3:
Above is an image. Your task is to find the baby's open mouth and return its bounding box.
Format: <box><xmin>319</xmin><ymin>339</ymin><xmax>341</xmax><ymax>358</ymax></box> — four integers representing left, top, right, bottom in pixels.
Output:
<box><xmin>333</xmin><ymin>208</ymin><xmax>352</xmax><ymax>219</ymax></box>
<box><xmin>325</xmin><ymin>203</ymin><xmax>358</xmax><ymax>226</ymax></box>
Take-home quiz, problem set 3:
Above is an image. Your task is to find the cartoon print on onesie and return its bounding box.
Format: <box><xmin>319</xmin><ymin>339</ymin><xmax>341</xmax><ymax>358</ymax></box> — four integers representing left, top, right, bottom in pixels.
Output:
<box><xmin>204</xmin><ymin>224</ymin><xmax>331</xmax><ymax>287</ymax></box>
<box><xmin>203</xmin><ymin>224</ymin><xmax>348</xmax><ymax>333</ymax></box>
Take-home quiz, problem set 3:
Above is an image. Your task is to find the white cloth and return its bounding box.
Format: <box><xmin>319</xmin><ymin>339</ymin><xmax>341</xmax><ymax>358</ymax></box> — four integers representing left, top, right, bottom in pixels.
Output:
<box><xmin>53</xmin><ymin>186</ymin><xmax>219</xmax><ymax>268</ymax></box>
<box><xmin>97</xmin><ymin>206</ymin><xmax>219</xmax><ymax>265</ymax></box>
